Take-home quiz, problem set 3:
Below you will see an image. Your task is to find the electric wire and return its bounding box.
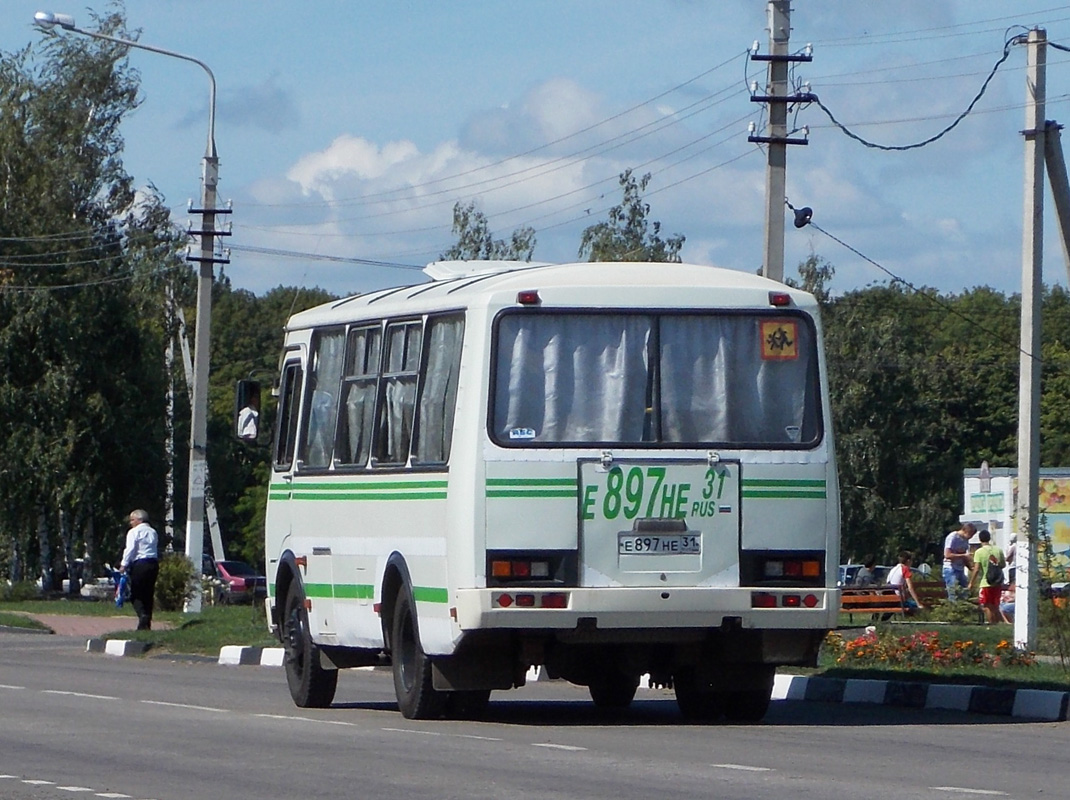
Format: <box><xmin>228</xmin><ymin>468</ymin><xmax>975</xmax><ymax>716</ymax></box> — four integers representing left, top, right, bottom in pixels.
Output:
<box><xmin>812</xmin><ymin>34</ymin><xmax>1026</xmax><ymax>151</ymax></box>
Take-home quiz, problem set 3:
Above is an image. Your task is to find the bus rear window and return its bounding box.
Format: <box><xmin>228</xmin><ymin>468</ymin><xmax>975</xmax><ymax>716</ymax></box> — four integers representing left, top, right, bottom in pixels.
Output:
<box><xmin>491</xmin><ymin>311</ymin><xmax>821</xmax><ymax>448</ymax></box>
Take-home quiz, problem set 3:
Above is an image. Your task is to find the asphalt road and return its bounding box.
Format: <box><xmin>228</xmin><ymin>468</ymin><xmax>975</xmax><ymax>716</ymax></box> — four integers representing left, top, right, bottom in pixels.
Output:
<box><xmin>1</xmin><ymin>631</ymin><xmax>1067</xmax><ymax>800</ymax></box>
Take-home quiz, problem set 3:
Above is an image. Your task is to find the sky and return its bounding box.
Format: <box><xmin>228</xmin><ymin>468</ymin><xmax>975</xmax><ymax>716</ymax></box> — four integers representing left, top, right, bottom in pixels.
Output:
<box><xmin>6</xmin><ymin>1</ymin><xmax>1070</xmax><ymax>299</ymax></box>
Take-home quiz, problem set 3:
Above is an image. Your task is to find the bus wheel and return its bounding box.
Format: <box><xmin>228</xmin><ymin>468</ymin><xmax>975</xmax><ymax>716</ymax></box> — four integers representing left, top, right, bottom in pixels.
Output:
<box><xmin>282</xmin><ymin>582</ymin><xmax>338</xmax><ymax>708</ymax></box>
<box><xmin>588</xmin><ymin>671</ymin><xmax>639</xmax><ymax>709</ymax></box>
<box><xmin>391</xmin><ymin>586</ymin><xmax>445</xmax><ymax>720</ymax></box>
<box><xmin>443</xmin><ymin>689</ymin><xmax>491</xmax><ymax>719</ymax></box>
<box><xmin>673</xmin><ymin>670</ymin><xmax>724</xmax><ymax>722</ymax></box>
<box><xmin>722</xmin><ymin>666</ymin><xmax>775</xmax><ymax>722</ymax></box>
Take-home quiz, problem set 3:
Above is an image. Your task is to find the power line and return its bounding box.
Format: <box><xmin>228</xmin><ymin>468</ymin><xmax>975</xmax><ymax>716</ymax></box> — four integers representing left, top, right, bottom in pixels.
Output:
<box><xmin>812</xmin><ymin>34</ymin><xmax>1025</xmax><ymax>151</ymax></box>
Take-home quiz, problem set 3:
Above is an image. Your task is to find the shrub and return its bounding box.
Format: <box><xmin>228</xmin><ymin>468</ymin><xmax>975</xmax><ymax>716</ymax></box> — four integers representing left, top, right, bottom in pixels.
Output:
<box><xmin>155</xmin><ymin>553</ymin><xmax>195</xmax><ymax>612</ymax></box>
<box><xmin>0</xmin><ymin>581</ymin><xmax>41</xmax><ymax>602</ymax></box>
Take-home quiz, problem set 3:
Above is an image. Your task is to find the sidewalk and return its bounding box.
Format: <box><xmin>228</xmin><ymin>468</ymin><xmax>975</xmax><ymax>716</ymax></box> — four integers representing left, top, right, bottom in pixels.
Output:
<box><xmin>8</xmin><ymin>613</ymin><xmax>172</xmax><ymax>637</ymax></box>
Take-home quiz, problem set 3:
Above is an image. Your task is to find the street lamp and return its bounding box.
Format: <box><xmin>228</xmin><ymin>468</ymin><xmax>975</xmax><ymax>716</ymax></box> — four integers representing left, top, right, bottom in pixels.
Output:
<box><xmin>35</xmin><ymin>11</ymin><xmax>229</xmax><ymax>611</ymax></box>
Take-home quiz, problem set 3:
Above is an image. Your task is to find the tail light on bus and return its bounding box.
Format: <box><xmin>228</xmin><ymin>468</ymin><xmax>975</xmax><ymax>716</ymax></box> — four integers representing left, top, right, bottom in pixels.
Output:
<box><xmin>495</xmin><ymin>592</ymin><xmax>570</xmax><ymax>609</ymax></box>
<box><xmin>740</xmin><ymin>550</ymin><xmax>825</xmax><ymax>587</ymax></box>
<box><xmin>487</xmin><ymin>550</ymin><xmax>577</xmax><ymax>587</ymax></box>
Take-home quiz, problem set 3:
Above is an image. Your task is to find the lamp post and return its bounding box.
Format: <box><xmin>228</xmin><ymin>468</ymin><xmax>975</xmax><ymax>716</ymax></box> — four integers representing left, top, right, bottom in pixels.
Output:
<box><xmin>35</xmin><ymin>11</ymin><xmax>228</xmax><ymax>611</ymax></box>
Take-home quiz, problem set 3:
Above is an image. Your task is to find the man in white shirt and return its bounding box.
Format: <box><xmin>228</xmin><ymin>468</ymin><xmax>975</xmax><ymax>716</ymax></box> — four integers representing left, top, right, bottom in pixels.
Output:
<box><xmin>120</xmin><ymin>509</ymin><xmax>159</xmax><ymax>630</ymax></box>
<box><xmin>942</xmin><ymin>522</ymin><xmax>975</xmax><ymax>602</ymax></box>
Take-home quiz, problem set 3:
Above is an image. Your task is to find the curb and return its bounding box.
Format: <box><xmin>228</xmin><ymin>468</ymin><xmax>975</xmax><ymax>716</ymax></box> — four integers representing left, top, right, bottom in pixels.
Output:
<box><xmin>86</xmin><ymin>638</ymin><xmax>150</xmax><ymax>657</ymax></box>
<box><xmin>86</xmin><ymin>638</ymin><xmax>1069</xmax><ymax>721</ymax></box>
<box><xmin>771</xmin><ymin>674</ymin><xmax>1070</xmax><ymax>722</ymax></box>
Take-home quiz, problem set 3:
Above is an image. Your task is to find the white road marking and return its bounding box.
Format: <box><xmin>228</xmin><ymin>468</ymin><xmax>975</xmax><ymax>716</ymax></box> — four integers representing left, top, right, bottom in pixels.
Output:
<box><xmin>57</xmin><ymin>786</ymin><xmax>95</xmax><ymax>792</ymax></box>
<box><xmin>711</xmin><ymin>763</ymin><xmax>772</xmax><ymax>772</ymax></box>
<box><xmin>0</xmin><ymin>684</ymin><xmax>24</xmax><ymax>690</ymax></box>
<box><xmin>41</xmin><ymin>690</ymin><xmax>118</xmax><ymax>701</ymax></box>
<box><xmin>531</xmin><ymin>743</ymin><xmax>587</xmax><ymax>751</ymax></box>
<box><xmin>94</xmin><ymin>793</ymin><xmax>131</xmax><ymax>798</ymax></box>
<box><xmin>931</xmin><ymin>788</ymin><xmax>1006</xmax><ymax>796</ymax></box>
<box><xmin>381</xmin><ymin>727</ymin><xmax>442</xmax><ymax>736</ymax></box>
<box><xmin>140</xmin><ymin>700</ymin><xmax>226</xmax><ymax>713</ymax></box>
<box><xmin>22</xmin><ymin>779</ymin><xmax>55</xmax><ymax>785</ymax></box>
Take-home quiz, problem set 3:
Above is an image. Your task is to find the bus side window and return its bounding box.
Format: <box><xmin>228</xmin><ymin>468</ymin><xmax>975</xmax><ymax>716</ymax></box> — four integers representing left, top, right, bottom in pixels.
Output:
<box><xmin>336</xmin><ymin>325</ymin><xmax>382</xmax><ymax>467</ymax></box>
<box><xmin>274</xmin><ymin>362</ymin><xmax>302</xmax><ymax>471</ymax></box>
<box><xmin>413</xmin><ymin>314</ymin><xmax>464</xmax><ymax>464</ymax></box>
<box><xmin>300</xmin><ymin>328</ymin><xmax>345</xmax><ymax>469</ymax></box>
<box><xmin>374</xmin><ymin>320</ymin><xmax>421</xmax><ymax>465</ymax></box>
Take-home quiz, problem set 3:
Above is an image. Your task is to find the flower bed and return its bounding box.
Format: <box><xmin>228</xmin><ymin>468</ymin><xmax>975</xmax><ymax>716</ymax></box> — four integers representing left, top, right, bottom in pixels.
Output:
<box><xmin>825</xmin><ymin>629</ymin><xmax>1036</xmax><ymax>669</ymax></box>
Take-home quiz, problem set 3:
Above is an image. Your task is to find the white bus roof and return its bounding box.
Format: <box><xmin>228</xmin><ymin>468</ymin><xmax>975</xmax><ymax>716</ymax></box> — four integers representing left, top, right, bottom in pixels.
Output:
<box><xmin>285</xmin><ymin>260</ymin><xmax>817</xmax><ymax>331</ymax></box>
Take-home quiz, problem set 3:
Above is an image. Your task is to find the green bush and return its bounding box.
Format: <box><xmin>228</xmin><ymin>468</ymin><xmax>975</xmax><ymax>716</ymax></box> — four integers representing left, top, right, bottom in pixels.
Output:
<box><xmin>154</xmin><ymin>553</ymin><xmax>195</xmax><ymax>612</ymax></box>
<box><xmin>1</xmin><ymin>581</ymin><xmax>42</xmax><ymax>602</ymax></box>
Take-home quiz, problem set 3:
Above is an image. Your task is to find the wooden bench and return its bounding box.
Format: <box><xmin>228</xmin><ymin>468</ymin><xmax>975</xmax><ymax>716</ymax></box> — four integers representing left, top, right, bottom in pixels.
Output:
<box><xmin>839</xmin><ymin>587</ymin><xmax>906</xmax><ymax>622</ymax></box>
<box><xmin>840</xmin><ymin>580</ymin><xmax>983</xmax><ymax>624</ymax></box>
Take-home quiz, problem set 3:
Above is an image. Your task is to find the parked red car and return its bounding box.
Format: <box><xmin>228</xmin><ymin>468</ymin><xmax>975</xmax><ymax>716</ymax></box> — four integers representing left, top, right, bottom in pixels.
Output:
<box><xmin>212</xmin><ymin>560</ymin><xmax>267</xmax><ymax>605</ymax></box>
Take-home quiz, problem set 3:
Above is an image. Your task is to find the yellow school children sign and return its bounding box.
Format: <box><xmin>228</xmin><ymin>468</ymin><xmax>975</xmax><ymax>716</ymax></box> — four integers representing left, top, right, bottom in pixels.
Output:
<box><xmin>760</xmin><ymin>319</ymin><xmax>798</xmax><ymax>360</ymax></box>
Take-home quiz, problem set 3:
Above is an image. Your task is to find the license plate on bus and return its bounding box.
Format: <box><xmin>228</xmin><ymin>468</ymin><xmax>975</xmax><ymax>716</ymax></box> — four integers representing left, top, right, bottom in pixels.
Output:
<box><xmin>618</xmin><ymin>533</ymin><xmax>701</xmax><ymax>555</ymax></box>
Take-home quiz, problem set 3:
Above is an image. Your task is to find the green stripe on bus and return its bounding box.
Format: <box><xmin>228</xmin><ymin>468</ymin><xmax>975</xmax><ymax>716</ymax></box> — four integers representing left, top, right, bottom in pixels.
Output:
<box><xmin>412</xmin><ymin>586</ymin><xmax>449</xmax><ymax>604</ymax></box>
<box><xmin>741</xmin><ymin>478</ymin><xmax>826</xmax><ymax>499</ymax></box>
<box><xmin>283</xmin><ymin>480</ymin><xmax>448</xmax><ymax>490</ymax></box>
<box><xmin>334</xmin><ymin>584</ymin><xmax>375</xmax><ymax>600</ymax></box>
<box><xmin>303</xmin><ymin>584</ymin><xmax>445</xmax><ymax>602</ymax></box>
<box><xmin>742</xmin><ymin>490</ymin><xmax>827</xmax><ymax>499</ymax></box>
<box><xmin>291</xmin><ymin>491</ymin><xmax>447</xmax><ymax>501</ymax></box>
<box><xmin>741</xmin><ymin>479</ymin><xmax>826</xmax><ymax>487</ymax></box>
<box><xmin>486</xmin><ymin>489</ymin><xmax>578</xmax><ymax>498</ymax></box>
<box><xmin>486</xmin><ymin>477</ymin><xmax>577</xmax><ymax>498</ymax></box>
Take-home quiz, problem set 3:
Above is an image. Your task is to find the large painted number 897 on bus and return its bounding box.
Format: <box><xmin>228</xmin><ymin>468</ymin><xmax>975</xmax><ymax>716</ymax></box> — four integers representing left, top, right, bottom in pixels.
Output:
<box><xmin>256</xmin><ymin>259</ymin><xmax>839</xmax><ymax>722</ymax></box>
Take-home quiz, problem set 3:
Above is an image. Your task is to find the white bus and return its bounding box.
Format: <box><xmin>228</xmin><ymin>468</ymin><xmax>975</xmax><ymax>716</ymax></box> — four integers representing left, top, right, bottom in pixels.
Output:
<box><xmin>258</xmin><ymin>259</ymin><xmax>839</xmax><ymax>722</ymax></box>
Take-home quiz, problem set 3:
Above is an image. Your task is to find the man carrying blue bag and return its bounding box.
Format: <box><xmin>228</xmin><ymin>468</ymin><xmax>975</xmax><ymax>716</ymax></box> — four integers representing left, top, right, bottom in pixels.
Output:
<box><xmin>119</xmin><ymin>509</ymin><xmax>159</xmax><ymax>630</ymax></box>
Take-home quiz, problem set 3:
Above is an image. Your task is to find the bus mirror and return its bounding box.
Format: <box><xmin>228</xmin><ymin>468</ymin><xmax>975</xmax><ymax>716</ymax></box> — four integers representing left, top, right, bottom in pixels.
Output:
<box><xmin>235</xmin><ymin>379</ymin><xmax>261</xmax><ymax>441</ymax></box>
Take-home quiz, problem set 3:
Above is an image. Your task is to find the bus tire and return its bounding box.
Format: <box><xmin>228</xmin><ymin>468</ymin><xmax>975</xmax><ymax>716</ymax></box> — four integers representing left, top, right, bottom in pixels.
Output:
<box><xmin>722</xmin><ymin>666</ymin><xmax>774</xmax><ymax>722</ymax></box>
<box><xmin>673</xmin><ymin>670</ymin><xmax>724</xmax><ymax>722</ymax></box>
<box><xmin>282</xmin><ymin>581</ymin><xmax>338</xmax><ymax>708</ymax></box>
<box><xmin>391</xmin><ymin>586</ymin><xmax>445</xmax><ymax>720</ymax></box>
<box><xmin>588</xmin><ymin>671</ymin><xmax>639</xmax><ymax>709</ymax></box>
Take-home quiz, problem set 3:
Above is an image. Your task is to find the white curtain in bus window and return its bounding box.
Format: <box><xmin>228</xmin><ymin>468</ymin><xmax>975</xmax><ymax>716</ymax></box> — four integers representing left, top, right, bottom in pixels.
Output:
<box><xmin>337</xmin><ymin>326</ymin><xmax>381</xmax><ymax>467</ymax></box>
<box><xmin>414</xmin><ymin>316</ymin><xmax>464</xmax><ymax>464</ymax></box>
<box><xmin>494</xmin><ymin>314</ymin><xmax>650</xmax><ymax>442</ymax></box>
<box><xmin>302</xmin><ymin>329</ymin><xmax>345</xmax><ymax>468</ymax></box>
<box><xmin>376</xmin><ymin>321</ymin><xmax>421</xmax><ymax>464</ymax></box>
<box><xmin>659</xmin><ymin>315</ymin><xmax>818</xmax><ymax>445</ymax></box>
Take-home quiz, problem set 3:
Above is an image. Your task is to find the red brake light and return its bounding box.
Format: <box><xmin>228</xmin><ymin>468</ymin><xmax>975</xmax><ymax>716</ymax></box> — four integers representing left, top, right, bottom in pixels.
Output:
<box><xmin>769</xmin><ymin>291</ymin><xmax>791</xmax><ymax>307</ymax></box>
<box><xmin>517</xmin><ymin>290</ymin><xmax>540</xmax><ymax>305</ymax></box>
<box><xmin>541</xmin><ymin>593</ymin><xmax>568</xmax><ymax>608</ymax></box>
<box><xmin>751</xmin><ymin>592</ymin><xmax>777</xmax><ymax>608</ymax></box>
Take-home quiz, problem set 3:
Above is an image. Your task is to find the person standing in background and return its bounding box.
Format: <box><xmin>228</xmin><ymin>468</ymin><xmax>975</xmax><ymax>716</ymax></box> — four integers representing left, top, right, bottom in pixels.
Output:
<box><xmin>942</xmin><ymin>522</ymin><xmax>975</xmax><ymax>601</ymax></box>
<box><xmin>120</xmin><ymin>509</ymin><xmax>159</xmax><ymax>630</ymax></box>
<box><xmin>970</xmin><ymin>529</ymin><xmax>1006</xmax><ymax>625</ymax></box>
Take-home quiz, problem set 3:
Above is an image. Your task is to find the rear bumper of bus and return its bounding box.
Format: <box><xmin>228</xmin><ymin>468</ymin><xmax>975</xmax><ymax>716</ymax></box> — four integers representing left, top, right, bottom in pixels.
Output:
<box><xmin>453</xmin><ymin>586</ymin><xmax>838</xmax><ymax>633</ymax></box>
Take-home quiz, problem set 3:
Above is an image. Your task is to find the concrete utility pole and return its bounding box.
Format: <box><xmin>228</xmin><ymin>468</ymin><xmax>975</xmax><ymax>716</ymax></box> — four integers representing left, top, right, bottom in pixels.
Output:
<box><xmin>748</xmin><ymin>1</ymin><xmax>811</xmax><ymax>283</ymax></box>
<box><xmin>1016</xmin><ymin>28</ymin><xmax>1046</xmax><ymax>650</ymax></box>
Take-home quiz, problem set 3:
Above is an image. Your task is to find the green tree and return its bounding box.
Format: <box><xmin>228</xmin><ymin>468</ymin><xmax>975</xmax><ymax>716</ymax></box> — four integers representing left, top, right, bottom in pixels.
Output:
<box><xmin>0</xmin><ymin>8</ymin><xmax>183</xmax><ymax>585</ymax></box>
<box><xmin>578</xmin><ymin>169</ymin><xmax>685</xmax><ymax>262</ymax></box>
<box><xmin>440</xmin><ymin>200</ymin><xmax>535</xmax><ymax>261</ymax></box>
